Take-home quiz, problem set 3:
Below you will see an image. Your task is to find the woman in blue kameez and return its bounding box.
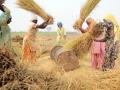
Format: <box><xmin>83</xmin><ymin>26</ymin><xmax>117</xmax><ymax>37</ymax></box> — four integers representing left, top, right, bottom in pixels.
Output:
<box><xmin>0</xmin><ymin>0</ymin><xmax>12</xmax><ymax>49</ymax></box>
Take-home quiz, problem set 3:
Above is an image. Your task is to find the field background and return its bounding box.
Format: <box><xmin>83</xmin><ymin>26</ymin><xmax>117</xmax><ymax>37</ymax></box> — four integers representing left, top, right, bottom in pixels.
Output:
<box><xmin>11</xmin><ymin>32</ymin><xmax>78</xmax><ymax>37</ymax></box>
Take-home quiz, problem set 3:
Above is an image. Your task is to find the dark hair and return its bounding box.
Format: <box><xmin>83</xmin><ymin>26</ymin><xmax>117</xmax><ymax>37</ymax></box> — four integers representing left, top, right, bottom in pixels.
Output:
<box><xmin>32</xmin><ymin>20</ymin><xmax>38</xmax><ymax>24</ymax></box>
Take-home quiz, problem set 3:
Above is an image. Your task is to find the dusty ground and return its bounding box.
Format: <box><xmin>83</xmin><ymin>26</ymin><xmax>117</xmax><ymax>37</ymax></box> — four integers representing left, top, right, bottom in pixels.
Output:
<box><xmin>11</xmin><ymin>32</ymin><xmax>120</xmax><ymax>90</ymax></box>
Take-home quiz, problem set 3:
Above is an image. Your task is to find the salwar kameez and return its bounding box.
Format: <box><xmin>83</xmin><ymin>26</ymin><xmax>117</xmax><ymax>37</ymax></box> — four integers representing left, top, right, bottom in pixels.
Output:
<box><xmin>56</xmin><ymin>27</ymin><xmax>66</xmax><ymax>45</ymax></box>
<box><xmin>22</xmin><ymin>23</ymin><xmax>38</xmax><ymax>64</ymax></box>
<box><xmin>102</xmin><ymin>21</ymin><xmax>118</xmax><ymax>71</ymax></box>
<box><xmin>91</xmin><ymin>32</ymin><xmax>105</xmax><ymax>69</ymax></box>
<box><xmin>91</xmin><ymin>41</ymin><xmax>105</xmax><ymax>69</ymax></box>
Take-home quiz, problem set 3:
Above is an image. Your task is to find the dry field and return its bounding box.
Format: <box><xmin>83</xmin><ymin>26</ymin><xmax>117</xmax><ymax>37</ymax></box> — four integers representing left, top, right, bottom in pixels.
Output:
<box><xmin>0</xmin><ymin>32</ymin><xmax>120</xmax><ymax>90</ymax></box>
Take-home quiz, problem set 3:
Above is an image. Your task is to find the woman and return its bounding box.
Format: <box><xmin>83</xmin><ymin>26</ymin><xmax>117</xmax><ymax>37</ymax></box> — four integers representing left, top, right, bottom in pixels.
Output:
<box><xmin>102</xmin><ymin>19</ymin><xmax>118</xmax><ymax>71</ymax></box>
<box><xmin>56</xmin><ymin>22</ymin><xmax>66</xmax><ymax>45</ymax></box>
<box><xmin>0</xmin><ymin>0</ymin><xmax>12</xmax><ymax>49</ymax></box>
<box><xmin>22</xmin><ymin>15</ymin><xmax>48</xmax><ymax>63</ymax></box>
<box><xmin>79</xmin><ymin>18</ymin><xmax>105</xmax><ymax>70</ymax></box>
<box><xmin>91</xmin><ymin>28</ymin><xmax>105</xmax><ymax>70</ymax></box>
<box><xmin>93</xmin><ymin>20</ymin><xmax>118</xmax><ymax>71</ymax></box>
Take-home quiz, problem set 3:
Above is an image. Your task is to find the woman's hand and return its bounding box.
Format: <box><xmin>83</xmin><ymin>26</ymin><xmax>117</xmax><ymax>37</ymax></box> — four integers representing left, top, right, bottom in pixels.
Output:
<box><xmin>36</xmin><ymin>20</ymin><xmax>49</xmax><ymax>29</ymax></box>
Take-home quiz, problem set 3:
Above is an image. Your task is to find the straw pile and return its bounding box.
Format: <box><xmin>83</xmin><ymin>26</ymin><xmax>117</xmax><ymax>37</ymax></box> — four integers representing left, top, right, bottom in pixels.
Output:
<box><xmin>16</xmin><ymin>0</ymin><xmax>53</xmax><ymax>24</ymax></box>
<box><xmin>0</xmin><ymin>49</ymin><xmax>60</xmax><ymax>90</ymax></box>
<box><xmin>0</xmin><ymin>65</ymin><xmax>60</xmax><ymax>90</ymax></box>
<box><xmin>63</xmin><ymin>22</ymin><xmax>104</xmax><ymax>58</ymax></box>
<box><xmin>0</xmin><ymin>50</ymin><xmax>16</xmax><ymax>87</ymax></box>
<box><xmin>73</xmin><ymin>0</ymin><xmax>100</xmax><ymax>29</ymax></box>
<box><xmin>0</xmin><ymin>31</ymin><xmax>120</xmax><ymax>90</ymax></box>
<box><xmin>0</xmin><ymin>43</ymin><xmax>120</xmax><ymax>90</ymax></box>
<box><xmin>0</xmin><ymin>56</ymin><xmax>59</xmax><ymax>90</ymax></box>
<box><xmin>0</xmin><ymin>50</ymin><xmax>16</xmax><ymax>75</ymax></box>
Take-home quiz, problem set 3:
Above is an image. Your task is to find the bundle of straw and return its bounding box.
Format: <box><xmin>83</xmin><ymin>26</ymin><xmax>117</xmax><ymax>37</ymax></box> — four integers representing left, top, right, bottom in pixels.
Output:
<box><xmin>63</xmin><ymin>33</ymin><xmax>93</xmax><ymax>58</ymax></box>
<box><xmin>73</xmin><ymin>0</ymin><xmax>101</xmax><ymax>29</ymax></box>
<box><xmin>16</xmin><ymin>0</ymin><xmax>53</xmax><ymax>24</ymax></box>
<box><xmin>63</xmin><ymin>22</ymin><xmax>104</xmax><ymax>58</ymax></box>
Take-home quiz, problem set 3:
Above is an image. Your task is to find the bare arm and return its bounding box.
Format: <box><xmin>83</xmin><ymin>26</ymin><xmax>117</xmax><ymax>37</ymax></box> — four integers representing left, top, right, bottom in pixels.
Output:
<box><xmin>79</xmin><ymin>27</ymin><xmax>88</xmax><ymax>33</ymax></box>
<box><xmin>36</xmin><ymin>23</ymin><xmax>47</xmax><ymax>29</ymax></box>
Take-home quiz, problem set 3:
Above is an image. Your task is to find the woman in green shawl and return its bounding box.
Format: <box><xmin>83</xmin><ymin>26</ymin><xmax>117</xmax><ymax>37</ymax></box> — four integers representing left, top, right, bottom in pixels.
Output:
<box><xmin>0</xmin><ymin>0</ymin><xmax>12</xmax><ymax>49</ymax></box>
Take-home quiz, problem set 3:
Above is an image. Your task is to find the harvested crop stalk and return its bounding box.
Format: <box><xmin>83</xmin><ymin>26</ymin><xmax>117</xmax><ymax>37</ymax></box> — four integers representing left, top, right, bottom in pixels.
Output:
<box><xmin>73</xmin><ymin>0</ymin><xmax>101</xmax><ymax>29</ymax></box>
<box><xmin>16</xmin><ymin>0</ymin><xmax>54</xmax><ymax>24</ymax></box>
